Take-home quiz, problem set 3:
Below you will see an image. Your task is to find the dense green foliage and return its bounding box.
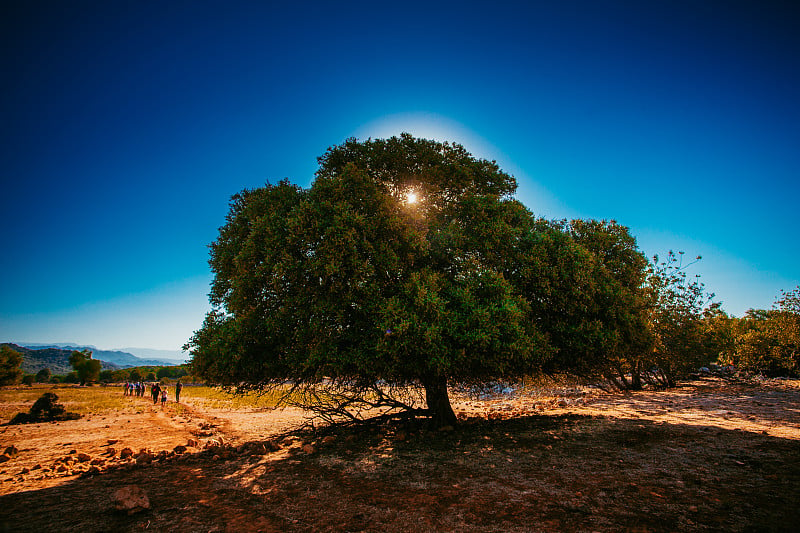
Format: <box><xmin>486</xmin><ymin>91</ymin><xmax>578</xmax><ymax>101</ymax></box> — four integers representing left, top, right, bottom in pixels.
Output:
<box><xmin>187</xmin><ymin>135</ymin><xmax>657</xmax><ymax>426</ymax></box>
<box><xmin>0</xmin><ymin>345</ymin><xmax>24</xmax><ymax>386</ymax></box>
<box><xmin>69</xmin><ymin>350</ymin><xmax>101</xmax><ymax>386</ymax></box>
<box><xmin>722</xmin><ymin>287</ymin><xmax>800</xmax><ymax>376</ymax></box>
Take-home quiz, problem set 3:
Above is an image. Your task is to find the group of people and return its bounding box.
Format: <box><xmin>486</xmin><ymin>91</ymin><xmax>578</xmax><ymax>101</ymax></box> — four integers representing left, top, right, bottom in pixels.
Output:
<box><xmin>123</xmin><ymin>380</ymin><xmax>183</xmax><ymax>407</ymax></box>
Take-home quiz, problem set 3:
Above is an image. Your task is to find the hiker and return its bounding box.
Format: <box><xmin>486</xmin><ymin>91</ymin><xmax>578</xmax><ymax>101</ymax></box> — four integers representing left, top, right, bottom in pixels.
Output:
<box><xmin>160</xmin><ymin>388</ymin><xmax>167</xmax><ymax>407</ymax></box>
<box><xmin>123</xmin><ymin>382</ymin><xmax>129</xmax><ymax>396</ymax></box>
<box><xmin>152</xmin><ymin>382</ymin><xmax>161</xmax><ymax>405</ymax></box>
<box><xmin>175</xmin><ymin>381</ymin><xmax>182</xmax><ymax>402</ymax></box>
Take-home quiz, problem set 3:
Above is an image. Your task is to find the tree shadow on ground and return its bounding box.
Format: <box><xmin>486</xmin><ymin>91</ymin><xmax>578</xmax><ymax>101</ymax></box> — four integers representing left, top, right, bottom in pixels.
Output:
<box><xmin>2</xmin><ymin>412</ymin><xmax>799</xmax><ymax>532</ymax></box>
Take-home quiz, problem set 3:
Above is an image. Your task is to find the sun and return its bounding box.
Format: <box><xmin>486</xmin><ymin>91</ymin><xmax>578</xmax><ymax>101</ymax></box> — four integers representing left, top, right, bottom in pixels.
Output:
<box><xmin>406</xmin><ymin>191</ymin><xmax>419</xmax><ymax>205</ymax></box>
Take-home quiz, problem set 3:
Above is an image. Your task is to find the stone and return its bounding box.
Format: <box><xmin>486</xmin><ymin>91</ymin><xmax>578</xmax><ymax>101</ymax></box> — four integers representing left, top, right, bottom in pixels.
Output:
<box><xmin>135</xmin><ymin>452</ymin><xmax>153</xmax><ymax>464</ymax></box>
<box><xmin>77</xmin><ymin>453</ymin><xmax>91</xmax><ymax>463</ymax></box>
<box><xmin>321</xmin><ymin>435</ymin><xmax>337</xmax><ymax>445</ymax></box>
<box><xmin>187</xmin><ymin>438</ymin><xmax>200</xmax><ymax>448</ymax></box>
<box><xmin>119</xmin><ymin>447</ymin><xmax>134</xmax><ymax>459</ymax></box>
<box><xmin>302</xmin><ymin>444</ymin><xmax>316</xmax><ymax>455</ymax></box>
<box><xmin>3</xmin><ymin>446</ymin><xmax>19</xmax><ymax>457</ymax></box>
<box><xmin>112</xmin><ymin>485</ymin><xmax>150</xmax><ymax>515</ymax></box>
<box><xmin>106</xmin><ymin>447</ymin><xmax>117</xmax><ymax>457</ymax></box>
<box><xmin>174</xmin><ymin>445</ymin><xmax>187</xmax><ymax>455</ymax></box>
<box><xmin>0</xmin><ymin>454</ymin><xmax>11</xmax><ymax>463</ymax></box>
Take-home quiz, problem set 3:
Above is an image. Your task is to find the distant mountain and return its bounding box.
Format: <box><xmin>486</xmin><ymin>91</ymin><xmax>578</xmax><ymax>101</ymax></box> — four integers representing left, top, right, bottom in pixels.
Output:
<box><xmin>115</xmin><ymin>347</ymin><xmax>189</xmax><ymax>365</ymax></box>
<box><xmin>3</xmin><ymin>343</ymin><xmax>120</xmax><ymax>374</ymax></box>
<box><xmin>16</xmin><ymin>343</ymin><xmax>186</xmax><ymax>368</ymax></box>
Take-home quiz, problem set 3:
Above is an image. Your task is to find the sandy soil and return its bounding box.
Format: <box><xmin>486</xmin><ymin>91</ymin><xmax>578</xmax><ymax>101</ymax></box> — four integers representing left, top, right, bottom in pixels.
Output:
<box><xmin>0</xmin><ymin>376</ymin><xmax>798</xmax><ymax>532</ymax></box>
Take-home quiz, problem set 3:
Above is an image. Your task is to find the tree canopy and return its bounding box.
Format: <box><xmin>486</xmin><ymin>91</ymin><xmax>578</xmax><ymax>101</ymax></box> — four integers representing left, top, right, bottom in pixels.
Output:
<box><xmin>187</xmin><ymin>134</ymin><xmax>650</xmax><ymax>426</ymax></box>
<box><xmin>69</xmin><ymin>349</ymin><xmax>101</xmax><ymax>386</ymax></box>
<box><xmin>0</xmin><ymin>345</ymin><xmax>23</xmax><ymax>386</ymax></box>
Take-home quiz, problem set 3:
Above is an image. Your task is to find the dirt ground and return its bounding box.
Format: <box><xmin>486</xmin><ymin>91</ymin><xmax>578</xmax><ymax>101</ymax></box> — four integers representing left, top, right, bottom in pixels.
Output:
<box><xmin>0</xmin><ymin>376</ymin><xmax>798</xmax><ymax>532</ymax></box>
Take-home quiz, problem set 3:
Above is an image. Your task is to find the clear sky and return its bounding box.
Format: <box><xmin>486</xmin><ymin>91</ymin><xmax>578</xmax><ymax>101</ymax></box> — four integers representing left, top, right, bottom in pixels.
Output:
<box><xmin>1</xmin><ymin>1</ymin><xmax>798</xmax><ymax>351</ymax></box>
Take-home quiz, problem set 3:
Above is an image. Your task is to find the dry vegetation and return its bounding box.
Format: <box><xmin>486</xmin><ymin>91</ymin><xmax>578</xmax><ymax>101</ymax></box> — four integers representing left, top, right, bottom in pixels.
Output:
<box><xmin>0</xmin><ymin>377</ymin><xmax>798</xmax><ymax>532</ymax></box>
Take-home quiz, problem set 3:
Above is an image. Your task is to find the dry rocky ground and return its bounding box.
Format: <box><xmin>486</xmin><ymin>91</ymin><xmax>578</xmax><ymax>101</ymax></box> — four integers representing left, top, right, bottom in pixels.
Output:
<box><xmin>0</xmin><ymin>376</ymin><xmax>798</xmax><ymax>532</ymax></box>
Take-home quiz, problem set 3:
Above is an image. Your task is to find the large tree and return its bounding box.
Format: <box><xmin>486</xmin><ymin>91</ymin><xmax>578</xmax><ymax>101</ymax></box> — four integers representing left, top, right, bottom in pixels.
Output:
<box><xmin>188</xmin><ymin>135</ymin><xmax>641</xmax><ymax>426</ymax></box>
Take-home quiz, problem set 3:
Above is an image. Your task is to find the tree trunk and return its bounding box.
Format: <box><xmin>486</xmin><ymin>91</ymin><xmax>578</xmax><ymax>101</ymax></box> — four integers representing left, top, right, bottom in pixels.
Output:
<box><xmin>630</xmin><ymin>360</ymin><xmax>643</xmax><ymax>391</ymax></box>
<box><xmin>422</xmin><ymin>375</ymin><xmax>458</xmax><ymax>429</ymax></box>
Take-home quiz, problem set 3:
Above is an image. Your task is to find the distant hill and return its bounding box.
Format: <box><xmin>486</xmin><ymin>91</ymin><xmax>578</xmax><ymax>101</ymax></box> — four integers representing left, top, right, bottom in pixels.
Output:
<box><xmin>2</xmin><ymin>343</ymin><xmax>121</xmax><ymax>374</ymax></box>
<box><xmin>14</xmin><ymin>343</ymin><xmax>186</xmax><ymax>368</ymax></box>
<box><xmin>115</xmin><ymin>347</ymin><xmax>188</xmax><ymax>365</ymax></box>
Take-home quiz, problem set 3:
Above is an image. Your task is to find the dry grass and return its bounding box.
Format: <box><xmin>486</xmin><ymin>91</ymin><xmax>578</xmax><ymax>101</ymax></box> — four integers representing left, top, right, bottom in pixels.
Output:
<box><xmin>1</xmin><ymin>378</ymin><xmax>798</xmax><ymax>532</ymax></box>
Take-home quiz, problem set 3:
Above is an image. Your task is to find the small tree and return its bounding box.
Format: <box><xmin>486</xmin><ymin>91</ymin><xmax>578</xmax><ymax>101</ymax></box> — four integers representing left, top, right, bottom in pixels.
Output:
<box><xmin>22</xmin><ymin>374</ymin><xmax>35</xmax><ymax>386</ymax></box>
<box><xmin>69</xmin><ymin>350</ymin><xmax>101</xmax><ymax>386</ymax></box>
<box><xmin>644</xmin><ymin>251</ymin><xmax>718</xmax><ymax>387</ymax></box>
<box><xmin>35</xmin><ymin>368</ymin><xmax>51</xmax><ymax>383</ymax></box>
<box><xmin>0</xmin><ymin>345</ymin><xmax>24</xmax><ymax>386</ymax></box>
<box><xmin>730</xmin><ymin>287</ymin><xmax>800</xmax><ymax>376</ymax></box>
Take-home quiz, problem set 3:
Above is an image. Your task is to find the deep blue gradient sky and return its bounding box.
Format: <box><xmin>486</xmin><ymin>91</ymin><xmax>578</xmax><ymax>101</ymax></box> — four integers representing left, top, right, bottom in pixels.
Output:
<box><xmin>2</xmin><ymin>1</ymin><xmax>798</xmax><ymax>350</ymax></box>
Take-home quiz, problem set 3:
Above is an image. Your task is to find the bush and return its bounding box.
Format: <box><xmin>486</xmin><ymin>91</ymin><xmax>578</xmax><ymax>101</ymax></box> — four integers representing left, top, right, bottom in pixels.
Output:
<box><xmin>35</xmin><ymin>368</ymin><xmax>51</xmax><ymax>383</ymax></box>
<box><xmin>7</xmin><ymin>392</ymin><xmax>81</xmax><ymax>425</ymax></box>
<box><xmin>21</xmin><ymin>374</ymin><xmax>35</xmax><ymax>386</ymax></box>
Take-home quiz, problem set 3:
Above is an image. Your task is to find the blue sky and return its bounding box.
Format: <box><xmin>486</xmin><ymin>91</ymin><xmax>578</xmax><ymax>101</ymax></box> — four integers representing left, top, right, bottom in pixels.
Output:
<box><xmin>1</xmin><ymin>1</ymin><xmax>798</xmax><ymax>350</ymax></box>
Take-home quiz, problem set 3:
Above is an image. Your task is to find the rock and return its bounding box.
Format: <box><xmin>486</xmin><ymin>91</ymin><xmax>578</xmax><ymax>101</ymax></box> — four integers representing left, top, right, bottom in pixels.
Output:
<box><xmin>321</xmin><ymin>435</ymin><xmax>337</xmax><ymax>445</ymax></box>
<box><xmin>135</xmin><ymin>452</ymin><xmax>153</xmax><ymax>464</ymax></box>
<box><xmin>187</xmin><ymin>438</ymin><xmax>200</xmax><ymax>448</ymax></box>
<box><xmin>265</xmin><ymin>440</ymin><xmax>282</xmax><ymax>452</ymax></box>
<box><xmin>19</xmin><ymin>468</ymin><xmax>30</xmax><ymax>475</ymax></box>
<box><xmin>90</xmin><ymin>458</ymin><xmax>105</xmax><ymax>466</ymax></box>
<box><xmin>174</xmin><ymin>445</ymin><xmax>187</xmax><ymax>455</ymax></box>
<box><xmin>0</xmin><ymin>454</ymin><xmax>11</xmax><ymax>463</ymax></box>
<box><xmin>77</xmin><ymin>453</ymin><xmax>91</xmax><ymax>463</ymax></box>
<box><xmin>120</xmin><ymin>448</ymin><xmax>134</xmax><ymax>459</ymax></box>
<box><xmin>107</xmin><ymin>439</ymin><xmax>118</xmax><ymax>445</ymax></box>
<box><xmin>3</xmin><ymin>446</ymin><xmax>19</xmax><ymax>457</ymax></box>
<box><xmin>32</xmin><ymin>464</ymin><xmax>41</xmax><ymax>470</ymax></box>
<box><xmin>302</xmin><ymin>444</ymin><xmax>316</xmax><ymax>455</ymax></box>
<box><xmin>56</xmin><ymin>464</ymin><xmax>69</xmax><ymax>472</ymax></box>
<box><xmin>106</xmin><ymin>447</ymin><xmax>117</xmax><ymax>457</ymax></box>
<box><xmin>112</xmin><ymin>485</ymin><xmax>150</xmax><ymax>515</ymax></box>
<box><xmin>217</xmin><ymin>436</ymin><xmax>225</xmax><ymax>446</ymax></box>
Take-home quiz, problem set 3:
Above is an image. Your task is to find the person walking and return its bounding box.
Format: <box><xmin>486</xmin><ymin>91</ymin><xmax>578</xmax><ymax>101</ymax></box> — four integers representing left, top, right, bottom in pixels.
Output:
<box><xmin>160</xmin><ymin>388</ymin><xmax>168</xmax><ymax>407</ymax></box>
<box><xmin>152</xmin><ymin>382</ymin><xmax>161</xmax><ymax>405</ymax></box>
<box><xmin>175</xmin><ymin>381</ymin><xmax>183</xmax><ymax>403</ymax></box>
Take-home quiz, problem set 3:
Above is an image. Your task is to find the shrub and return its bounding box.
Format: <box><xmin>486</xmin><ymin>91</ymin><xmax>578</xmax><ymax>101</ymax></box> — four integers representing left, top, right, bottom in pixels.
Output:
<box><xmin>7</xmin><ymin>392</ymin><xmax>81</xmax><ymax>425</ymax></box>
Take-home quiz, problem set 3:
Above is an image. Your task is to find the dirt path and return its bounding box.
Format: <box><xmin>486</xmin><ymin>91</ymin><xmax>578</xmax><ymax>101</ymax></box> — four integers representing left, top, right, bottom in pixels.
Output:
<box><xmin>0</xmin><ymin>377</ymin><xmax>798</xmax><ymax>532</ymax></box>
